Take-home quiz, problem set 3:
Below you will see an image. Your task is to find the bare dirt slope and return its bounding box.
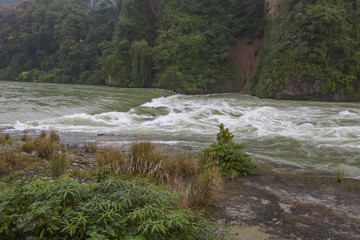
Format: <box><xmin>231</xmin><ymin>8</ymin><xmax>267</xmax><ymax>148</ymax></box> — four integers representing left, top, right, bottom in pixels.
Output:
<box><xmin>228</xmin><ymin>37</ymin><xmax>264</xmax><ymax>93</ymax></box>
<box><xmin>228</xmin><ymin>0</ymin><xmax>281</xmax><ymax>93</ymax></box>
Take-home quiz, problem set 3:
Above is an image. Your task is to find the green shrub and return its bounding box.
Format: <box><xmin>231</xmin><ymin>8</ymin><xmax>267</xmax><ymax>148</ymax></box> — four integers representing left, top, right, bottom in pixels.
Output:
<box><xmin>201</xmin><ymin>124</ymin><xmax>256</xmax><ymax>177</ymax></box>
<box><xmin>0</xmin><ymin>177</ymin><xmax>222</xmax><ymax>240</ymax></box>
<box><xmin>97</xmin><ymin>165</ymin><xmax>112</xmax><ymax>181</ymax></box>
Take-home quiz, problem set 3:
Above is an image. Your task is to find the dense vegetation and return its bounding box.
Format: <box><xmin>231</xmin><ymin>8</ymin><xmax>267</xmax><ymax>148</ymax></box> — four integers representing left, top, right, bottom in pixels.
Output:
<box><xmin>201</xmin><ymin>124</ymin><xmax>255</xmax><ymax>177</ymax></box>
<box><xmin>1</xmin><ymin>0</ymin><xmax>359</xmax><ymax>99</ymax></box>
<box><xmin>0</xmin><ymin>0</ymin><xmax>264</xmax><ymax>93</ymax></box>
<box><xmin>0</xmin><ymin>177</ymin><xmax>221</xmax><ymax>239</ymax></box>
<box><xmin>251</xmin><ymin>0</ymin><xmax>360</xmax><ymax>100</ymax></box>
<box><xmin>0</xmin><ymin>125</ymin><xmax>254</xmax><ymax>239</ymax></box>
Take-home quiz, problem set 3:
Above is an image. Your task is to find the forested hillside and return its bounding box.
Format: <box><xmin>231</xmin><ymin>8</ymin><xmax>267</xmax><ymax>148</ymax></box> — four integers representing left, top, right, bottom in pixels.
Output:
<box><xmin>0</xmin><ymin>0</ymin><xmax>359</xmax><ymax>100</ymax></box>
<box><xmin>251</xmin><ymin>0</ymin><xmax>360</xmax><ymax>100</ymax></box>
<box><xmin>0</xmin><ymin>0</ymin><xmax>264</xmax><ymax>93</ymax></box>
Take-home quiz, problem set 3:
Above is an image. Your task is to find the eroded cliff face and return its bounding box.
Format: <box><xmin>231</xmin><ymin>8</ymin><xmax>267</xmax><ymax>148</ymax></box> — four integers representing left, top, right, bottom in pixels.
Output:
<box><xmin>265</xmin><ymin>0</ymin><xmax>281</xmax><ymax>28</ymax></box>
<box><xmin>229</xmin><ymin>0</ymin><xmax>281</xmax><ymax>93</ymax></box>
<box><xmin>228</xmin><ymin>37</ymin><xmax>264</xmax><ymax>93</ymax></box>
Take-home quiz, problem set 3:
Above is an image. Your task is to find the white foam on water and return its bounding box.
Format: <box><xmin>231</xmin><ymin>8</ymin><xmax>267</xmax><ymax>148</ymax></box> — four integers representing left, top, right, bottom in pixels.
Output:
<box><xmin>5</xmin><ymin>92</ymin><xmax>360</xmax><ymax>178</ymax></box>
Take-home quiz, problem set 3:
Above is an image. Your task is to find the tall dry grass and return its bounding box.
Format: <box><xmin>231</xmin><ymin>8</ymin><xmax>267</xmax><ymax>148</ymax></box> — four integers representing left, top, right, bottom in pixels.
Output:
<box><xmin>20</xmin><ymin>130</ymin><xmax>59</xmax><ymax>159</ymax></box>
<box><xmin>190</xmin><ymin>166</ymin><xmax>223</xmax><ymax>208</ymax></box>
<box><xmin>0</xmin><ymin>149</ymin><xmax>22</xmax><ymax>174</ymax></box>
<box><xmin>95</xmin><ymin>147</ymin><xmax>127</xmax><ymax>175</ymax></box>
<box><xmin>128</xmin><ymin>142</ymin><xmax>198</xmax><ymax>187</ymax></box>
<box><xmin>0</xmin><ymin>133</ymin><xmax>12</xmax><ymax>145</ymax></box>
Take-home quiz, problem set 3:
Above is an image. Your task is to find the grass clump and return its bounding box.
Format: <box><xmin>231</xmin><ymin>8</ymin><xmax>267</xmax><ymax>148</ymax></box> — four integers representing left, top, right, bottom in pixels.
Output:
<box><xmin>49</xmin><ymin>129</ymin><xmax>60</xmax><ymax>142</ymax></box>
<box><xmin>50</xmin><ymin>154</ymin><xmax>70</xmax><ymax>177</ymax></box>
<box><xmin>35</xmin><ymin>137</ymin><xmax>58</xmax><ymax>159</ymax></box>
<box><xmin>0</xmin><ymin>133</ymin><xmax>12</xmax><ymax>145</ymax></box>
<box><xmin>84</xmin><ymin>141</ymin><xmax>97</xmax><ymax>153</ymax></box>
<box><xmin>20</xmin><ymin>130</ymin><xmax>59</xmax><ymax>159</ymax></box>
<box><xmin>96</xmin><ymin>147</ymin><xmax>126</xmax><ymax>176</ymax></box>
<box><xmin>201</xmin><ymin>124</ymin><xmax>256</xmax><ymax>178</ymax></box>
<box><xmin>20</xmin><ymin>139</ymin><xmax>37</xmax><ymax>153</ymax></box>
<box><xmin>21</xmin><ymin>129</ymin><xmax>30</xmax><ymax>142</ymax></box>
<box><xmin>130</xmin><ymin>142</ymin><xmax>198</xmax><ymax>186</ymax></box>
<box><xmin>0</xmin><ymin>177</ymin><xmax>222</xmax><ymax>240</ymax></box>
<box><xmin>69</xmin><ymin>168</ymin><xmax>97</xmax><ymax>181</ymax></box>
<box><xmin>191</xmin><ymin>166</ymin><xmax>223</xmax><ymax>208</ymax></box>
<box><xmin>0</xmin><ymin>149</ymin><xmax>22</xmax><ymax>175</ymax></box>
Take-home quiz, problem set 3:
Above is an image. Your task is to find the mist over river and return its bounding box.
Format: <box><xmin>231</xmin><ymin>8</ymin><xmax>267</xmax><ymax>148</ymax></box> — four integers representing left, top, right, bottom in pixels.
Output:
<box><xmin>1</xmin><ymin>81</ymin><xmax>360</xmax><ymax>178</ymax></box>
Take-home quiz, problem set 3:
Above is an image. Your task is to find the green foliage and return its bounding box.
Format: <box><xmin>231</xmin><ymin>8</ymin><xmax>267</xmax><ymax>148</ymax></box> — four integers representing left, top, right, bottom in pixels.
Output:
<box><xmin>0</xmin><ymin>177</ymin><xmax>222</xmax><ymax>239</ymax></box>
<box><xmin>0</xmin><ymin>0</ymin><xmax>118</xmax><ymax>84</ymax></box>
<box><xmin>217</xmin><ymin>123</ymin><xmax>234</xmax><ymax>143</ymax></box>
<box><xmin>130</xmin><ymin>39</ymin><xmax>152</xmax><ymax>87</ymax></box>
<box><xmin>251</xmin><ymin>0</ymin><xmax>360</xmax><ymax>99</ymax></box>
<box><xmin>0</xmin><ymin>0</ymin><xmax>266</xmax><ymax>94</ymax></box>
<box><xmin>201</xmin><ymin>124</ymin><xmax>255</xmax><ymax>177</ymax></box>
<box><xmin>97</xmin><ymin>165</ymin><xmax>111</xmax><ymax>181</ymax></box>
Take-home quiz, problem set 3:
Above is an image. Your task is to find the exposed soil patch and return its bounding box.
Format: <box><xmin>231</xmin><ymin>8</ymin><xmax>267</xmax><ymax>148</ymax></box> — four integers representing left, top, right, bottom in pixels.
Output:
<box><xmin>228</xmin><ymin>37</ymin><xmax>264</xmax><ymax>93</ymax></box>
<box><xmin>265</xmin><ymin>0</ymin><xmax>281</xmax><ymax>28</ymax></box>
<box><xmin>212</xmin><ymin>166</ymin><xmax>360</xmax><ymax>239</ymax></box>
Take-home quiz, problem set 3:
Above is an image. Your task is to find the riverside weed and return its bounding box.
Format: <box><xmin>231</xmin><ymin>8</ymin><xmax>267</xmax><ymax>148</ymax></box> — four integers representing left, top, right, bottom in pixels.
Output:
<box><xmin>96</xmin><ymin>147</ymin><xmax>126</xmax><ymax>175</ymax></box>
<box><xmin>49</xmin><ymin>129</ymin><xmax>60</xmax><ymax>142</ymax></box>
<box><xmin>50</xmin><ymin>154</ymin><xmax>70</xmax><ymax>177</ymax></box>
<box><xmin>201</xmin><ymin>124</ymin><xmax>256</xmax><ymax>177</ymax></box>
<box><xmin>0</xmin><ymin>149</ymin><xmax>22</xmax><ymax>174</ymax></box>
<box><xmin>21</xmin><ymin>129</ymin><xmax>30</xmax><ymax>141</ymax></box>
<box><xmin>130</xmin><ymin>142</ymin><xmax>198</xmax><ymax>186</ymax></box>
<box><xmin>0</xmin><ymin>133</ymin><xmax>12</xmax><ymax>145</ymax></box>
<box><xmin>84</xmin><ymin>141</ymin><xmax>97</xmax><ymax>153</ymax></box>
<box><xmin>191</xmin><ymin>166</ymin><xmax>223</xmax><ymax>208</ymax></box>
<box><xmin>21</xmin><ymin>132</ymin><xmax>59</xmax><ymax>159</ymax></box>
<box><xmin>35</xmin><ymin>137</ymin><xmax>58</xmax><ymax>159</ymax></box>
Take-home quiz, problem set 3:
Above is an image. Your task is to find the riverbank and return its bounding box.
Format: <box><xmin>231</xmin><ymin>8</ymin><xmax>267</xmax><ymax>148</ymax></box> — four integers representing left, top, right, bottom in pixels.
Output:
<box><xmin>1</xmin><ymin>129</ymin><xmax>360</xmax><ymax>239</ymax></box>
<box><xmin>214</xmin><ymin>164</ymin><xmax>360</xmax><ymax>240</ymax></box>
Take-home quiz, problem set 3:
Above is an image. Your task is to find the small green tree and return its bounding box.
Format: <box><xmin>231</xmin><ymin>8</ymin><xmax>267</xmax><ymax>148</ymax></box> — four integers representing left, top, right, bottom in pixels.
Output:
<box><xmin>201</xmin><ymin>124</ymin><xmax>256</xmax><ymax>177</ymax></box>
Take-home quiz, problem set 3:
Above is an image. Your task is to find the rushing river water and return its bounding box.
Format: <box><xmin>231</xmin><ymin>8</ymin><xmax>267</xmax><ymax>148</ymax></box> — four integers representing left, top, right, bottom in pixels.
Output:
<box><xmin>1</xmin><ymin>81</ymin><xmax>360</xmax><ymax>178</ymax></box>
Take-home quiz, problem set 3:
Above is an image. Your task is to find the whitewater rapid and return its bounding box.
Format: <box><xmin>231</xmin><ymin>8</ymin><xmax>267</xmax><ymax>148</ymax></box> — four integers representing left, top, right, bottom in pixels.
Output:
<box><xmin>1</xmin><ymin>81</ymin><xmax>360</xmax><ymax>178</ymax></box>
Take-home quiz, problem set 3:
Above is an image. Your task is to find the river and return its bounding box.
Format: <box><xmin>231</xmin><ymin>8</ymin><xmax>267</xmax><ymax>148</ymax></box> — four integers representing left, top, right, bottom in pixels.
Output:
<box><xmin>1</xmin><ymin>81</ymin><xmax>360</xmax><ymax>178</ymax></box>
